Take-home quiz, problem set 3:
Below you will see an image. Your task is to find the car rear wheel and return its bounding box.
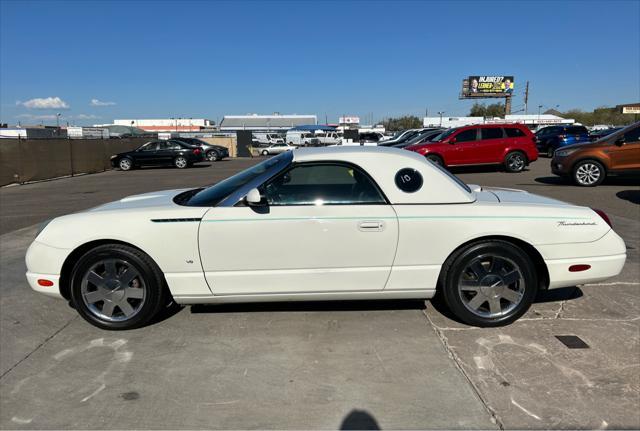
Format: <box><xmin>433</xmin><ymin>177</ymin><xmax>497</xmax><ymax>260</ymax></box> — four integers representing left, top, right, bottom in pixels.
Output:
<box><xmin>504</xmin><ymin>151</ymin><xmax>526</xmax><ymax>173</ymax></box>
<box><xmin>440</xmin><ymin>240</ymin><xmax>537</xmax><ymax>327</ymax></box>
<box><xmin>69</xmin><ymin>244</ymin><xmax>168</xmax><ymax>330</ymax></box>
<box><xmin>118</xmin><ymin>158</ymin><xmax>133</xmax><ymax>171</ymax></box>
<box><xmin>206</xmin><ymin>150</ymin><xmax>218</xmax><ymax>162</ymax></box>
<box><xmin>174</xmin><ymin>156</ymin><xmax>188</xmax><ymax>169</ymax></box>
<box><xmin>573</xmin><ymin>160</ymin><xmax>605</xmax><ymax>187</ymax></box>
<box><xmin>426</xmin><ymin>154</ymin><xmax>444</xmax><ymax>166</ymax></box>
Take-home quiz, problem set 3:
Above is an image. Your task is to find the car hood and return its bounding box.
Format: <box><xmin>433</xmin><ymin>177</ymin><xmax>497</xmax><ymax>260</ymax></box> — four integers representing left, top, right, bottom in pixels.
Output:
<box><xmin>555</xmin><ymin>140</ymin><xmax>608</xmax><ymax>152</ymax></box>
<box><xmin>88</xmin><ymin>189</ymin><xmax>191</xmax><ymax>212</ymax></box>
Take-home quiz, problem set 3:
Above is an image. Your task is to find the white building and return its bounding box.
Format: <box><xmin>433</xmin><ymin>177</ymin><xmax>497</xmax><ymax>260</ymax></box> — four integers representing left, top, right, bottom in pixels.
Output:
<box><xmin>220</xmin><ymin>114</ymin><xmax>317</xmax><ymax>131</ymax></box>
<box><xmin>424</xmin><ymin>114</ymin><xmax>575</xmax><ymax>129</ymax></box>
<box><xmin>114</xmin><ymin>118</ymin><xmax>214</xmax><ymax>132</ymax></box>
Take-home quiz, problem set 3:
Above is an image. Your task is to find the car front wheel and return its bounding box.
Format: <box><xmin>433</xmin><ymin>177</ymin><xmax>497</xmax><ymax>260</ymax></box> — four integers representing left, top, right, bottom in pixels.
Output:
<box><xmin>69</xmin><ymin>244</ymin><xmax>168</xmax><ymax>330</ymax></box>
<box><xmin>573</xmin><ymin>160</ymin><xmax>605</xmax><ymax>186</ymax></box>
<box><xmin>440</xmin><ymin>240</ymin><xmax>538</xmax><ymax>327</ymax></box>
<box><xmin>174</xmin><ymin>156</ymin><xmax>188</xmax><ymax>169</ymax></box>
<box><xmin>504</xmin><ymin>151</ymin><xmax>526</xmax><ymax>173</ymax></box>
<box><xmin>118</xmin><ymin>158</ymin><xmax>133</xmax><ymax>171</ymax></box>
<box><xmin>261</xmin><ymin>150</ymin><xmax>269</xmax><ymax>156</ymax></box>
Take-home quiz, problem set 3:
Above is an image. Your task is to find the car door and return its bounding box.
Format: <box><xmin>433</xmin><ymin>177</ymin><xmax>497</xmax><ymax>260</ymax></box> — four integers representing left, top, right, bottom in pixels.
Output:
<box><xmin>448</xmin><ymin>128</ymin><xmax>479</xmax><ymax>165</ymax></box>
<box><xmin>478</xmin><ymin>127</ymin><xmax>506</xmax><ymax>163</ymax></box>
<box><xmin>156</xmin><ymin>140</ymin><xmax>180</xmax><ymax>165</ymax></box>
<box><xmin>609</xmin><ymin>126</ymin><xmax>640</xmax><ymax>171</ymax></box>
<box><xmin>198</xmin><ymin>162</ymin><xmax>399</xmax><ymax>295</ymax></box>
<box><xmin>134</xmin><ymin>141</ymin><xmax>160</xmax><ymax>165</ymax></box>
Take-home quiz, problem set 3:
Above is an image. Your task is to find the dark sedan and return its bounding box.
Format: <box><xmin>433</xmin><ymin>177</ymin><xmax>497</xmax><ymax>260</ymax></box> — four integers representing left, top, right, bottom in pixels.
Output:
<box><xmin>173</xmin><ymin>138</ymin><xmax>229</xmax><ymax>161</ymax></box>
<box><xmin>111</xmin><ymin>140</ymin><xmax>205</xmax><ymax>171</ymax></box>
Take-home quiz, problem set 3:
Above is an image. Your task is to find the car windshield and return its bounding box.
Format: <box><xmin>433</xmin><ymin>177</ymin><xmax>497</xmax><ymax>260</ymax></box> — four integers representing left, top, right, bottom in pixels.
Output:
<box><xmin>432</xmin><ymin>128</ymin><xmax>457</xmax><ymax>142</ymax></box>
<box><xmin>181</xmin><ymin>152</ymin><xmax>291</xmax><ymax>206</ymax></box>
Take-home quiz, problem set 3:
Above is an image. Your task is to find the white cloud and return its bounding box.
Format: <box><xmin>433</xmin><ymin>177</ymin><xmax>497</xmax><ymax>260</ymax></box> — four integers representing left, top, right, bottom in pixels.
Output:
<box><xmin>74</xmin><ymin>114</ymin><xmax>100</xmax><ymax>120</ymax></box>
<box><xmin>17</xmin><ymin>96</ymin><xmax>70</xmax><ymax>109</ymax></box>
<box><xmin>15</xmin><ymin>113</ymin><xmax>58</xmax><ymax>120</ymax></box>
<box><xmin>90</xmin><ymin>98</ymin><xmax>116</xmax><ymax>107</ymax></box>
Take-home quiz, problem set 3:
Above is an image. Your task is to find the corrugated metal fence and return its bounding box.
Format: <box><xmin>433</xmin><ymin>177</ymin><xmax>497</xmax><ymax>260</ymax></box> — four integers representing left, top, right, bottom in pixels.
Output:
<box><xmin>0</xmin><ymin>138</ymin><xmax>149</xmax><ymax>186</ymax></box>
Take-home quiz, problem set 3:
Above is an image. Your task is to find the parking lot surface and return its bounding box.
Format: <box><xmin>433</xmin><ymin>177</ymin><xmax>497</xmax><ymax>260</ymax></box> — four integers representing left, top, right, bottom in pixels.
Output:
<box><xmin>1</xmin><ymin>157</ymin><xmax>638</xmax><ymax>429</ymax></box>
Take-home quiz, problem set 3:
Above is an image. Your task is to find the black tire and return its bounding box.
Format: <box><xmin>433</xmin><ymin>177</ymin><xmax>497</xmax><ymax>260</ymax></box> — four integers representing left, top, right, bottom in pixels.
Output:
<box><xmin>261</xmin><ymin>150</ymin><xmax>269</xmax><ymax>156</ymax></box>
<box><xmin>425</xmin><ymin>154</ymin><xmax>444</xmax><ymax>166</ymax></box>
<box><xmin>69</xmin><ymin>244</ymin><xmax>169</xmax><ymax>330</ymax></box>
<box><xmin>572</xmin><ymin>159</ymin><xmax>606</xmax><ymax>187</ymax></box>
<box><xmin>174</xmin><ymin>156</ymin><xmax>188</xmax><ymax>169</ymax></box>
<box><xmin>439</xmin><ymin>240</ymin><xmax>538</xmax><ymax>327</ymax></box>
<box><xmin>206</xmin><ymin>150</ymin><xmax>218</xmax><ymax>162</ymax></box>
<box><xmin>546</xmin><ymin>146</ymin><xmax>555</xmax><ymax>158</ymax></box>
<box><xmin>504</xmin><ymin>151</ymin><xmax>527</xmax><ymax>173</ymax></box>
<box><xmin>118</xmin><ymin>157</ymin><xmax>133</xmax><ymax>171</ymax></box>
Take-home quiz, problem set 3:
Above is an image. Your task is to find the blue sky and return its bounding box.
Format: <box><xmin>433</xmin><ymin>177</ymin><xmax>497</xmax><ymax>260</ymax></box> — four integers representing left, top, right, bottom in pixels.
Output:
<box><xmin>1</xmin><ymin>0</ymin><xmax>639</xmax><ymax>126</ymax></box>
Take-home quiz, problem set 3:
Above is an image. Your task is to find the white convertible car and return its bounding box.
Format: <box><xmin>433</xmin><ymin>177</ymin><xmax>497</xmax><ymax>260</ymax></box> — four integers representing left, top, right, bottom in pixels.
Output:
<box><xmin>26</xmin><ymin>147</ymin><xmax>626</xmax><ymax>330</ymax></box>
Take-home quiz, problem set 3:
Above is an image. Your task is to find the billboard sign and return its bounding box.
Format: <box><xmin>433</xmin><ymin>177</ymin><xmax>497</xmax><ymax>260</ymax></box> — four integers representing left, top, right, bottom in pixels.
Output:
<box><xmin>621</xmin><ymin>105</ymin><xmax>640</xmax><ymax>114</ymax></box>
<box><xmin>464</xmin><ymin>76</ymin><xmax>514</xmax><ymax>96</ymax></box>
<box><xmin>339</xmin><ymin>116</ymin><xmax>360</xmax><ymax>124</ymax></box>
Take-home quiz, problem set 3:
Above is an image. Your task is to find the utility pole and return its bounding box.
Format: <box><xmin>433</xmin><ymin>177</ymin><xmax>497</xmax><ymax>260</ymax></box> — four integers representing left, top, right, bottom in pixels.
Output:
<box><xmin>524</xmin><ymin>81</ymin><xmax>529</xmax><ymax>115</ymax></box>
<box><xmin>437</xmin><ymin>111</ymin><xmax>445</xmax><ymax>127</ymax></box>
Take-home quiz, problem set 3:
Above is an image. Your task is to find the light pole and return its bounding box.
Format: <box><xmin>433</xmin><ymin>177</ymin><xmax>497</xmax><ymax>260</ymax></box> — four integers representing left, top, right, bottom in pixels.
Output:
<box><xmin>437</xmin><ymin>111</ymin><xmax>445</xmax><ymax>127</ymax></box>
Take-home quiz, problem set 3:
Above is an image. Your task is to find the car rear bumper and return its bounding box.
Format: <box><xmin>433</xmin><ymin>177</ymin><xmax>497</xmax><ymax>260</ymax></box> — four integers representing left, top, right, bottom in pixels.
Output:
<box><xmin>539</xmin><ymin>229</ymin><xmax>627</xmax><ymax>288</ymax></box>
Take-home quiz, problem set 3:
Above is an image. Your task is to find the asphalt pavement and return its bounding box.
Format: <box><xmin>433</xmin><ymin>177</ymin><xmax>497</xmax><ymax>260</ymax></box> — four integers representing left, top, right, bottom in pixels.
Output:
<box><xmin>0</xmin><ymin>155</ymin><xmax>638</xmax><ymax>429</ymax></box>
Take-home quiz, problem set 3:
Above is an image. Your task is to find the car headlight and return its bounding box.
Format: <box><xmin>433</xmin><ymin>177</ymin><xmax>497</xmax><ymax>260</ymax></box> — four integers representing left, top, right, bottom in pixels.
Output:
<box><xmin>36</xmin><ymin>218</ymin><xmax>53</xmax><ymax>238</ymax></box>
<box><xmin>110</xmin><ymin>155</ymin><xmax>118</xmax><ymax>159</ymax></box>
<box><xmin>555</xmin><ymin>149</ymin><xmax>577</xmax><ymax>157</ymax></box>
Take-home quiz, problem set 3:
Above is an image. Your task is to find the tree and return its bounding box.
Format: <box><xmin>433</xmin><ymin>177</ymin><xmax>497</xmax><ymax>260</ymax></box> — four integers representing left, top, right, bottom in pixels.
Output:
<box><xmin>561</xmin><ymin>107</ymin><xmax>634</xmax><ymax>126</ymax></box>
<box><xmin>380</xmin><ymin>115</ymin><xmax>423</xmax><ymax>132</ymax></box>
<box><xmin>469</xmin><ymin>102</ymin><xmax>505</xmax><ymax>117</ymax></box>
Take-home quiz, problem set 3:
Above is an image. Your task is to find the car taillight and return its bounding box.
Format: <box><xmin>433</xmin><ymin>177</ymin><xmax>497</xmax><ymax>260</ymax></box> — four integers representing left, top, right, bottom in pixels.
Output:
<box><xmin>193</xmin><ymin>148</ymin><xmax>201</xmax><ymax>155</ymax></box>
<box><xmin>592</xmin><ymin>208</ymin><xmax>612</xmax><ymax>228</ymax></box>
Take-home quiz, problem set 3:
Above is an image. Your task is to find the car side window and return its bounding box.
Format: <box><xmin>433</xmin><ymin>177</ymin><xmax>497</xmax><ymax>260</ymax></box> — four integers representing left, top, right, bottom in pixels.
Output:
<box><xmin>505</xmin><ymin>127</ymin><xmax>526</xmax><ymax>137</ymax></box>
<box><xmin>455</xmin><ymin>129</ymin><xmax>478</xmax><ymax>142</ymax></box>
<box><xmin>263</xmin><ymin>163</ymin><xmax>386</xmax><ymax>206</ymax></box>
<box><xmin>140</xmin><ymin>142</ymin><xmax>158</xmax><ymax>152</ymax></box>
<box><xmin>158</xmin><ymin>141</ymin><xmax>179</xmax><ymax>150</ymax></box>
<box><xmin>480</xmin><ymin>128</ymin><xmax>503</xmax><ymax>140</ymax></box>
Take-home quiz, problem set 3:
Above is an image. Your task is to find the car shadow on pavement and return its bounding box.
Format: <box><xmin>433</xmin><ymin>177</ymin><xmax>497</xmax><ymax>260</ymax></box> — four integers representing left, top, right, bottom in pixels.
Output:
<box><xmin>449</xmin><ymin>165</ymin><xmax>530</xmax><ymax>175</ymax></box>
<box><xmin>536</xmin><ymin>176</ymin><xmax>640</xmax><ymax>187</ymax></box>
<box><xmin>429</xmin><ymin>286</ymin><xmax>583</xmax><ymax>325</ymax></box>
<box><xmin>617</xmin><ymin>190</ymin><xmax>640</xmax><ymax>205</ymax></box>
<box><xmin>190</xmin><ymin>299</ymin><xmax>426</xmax><ymax>314</ymax></box>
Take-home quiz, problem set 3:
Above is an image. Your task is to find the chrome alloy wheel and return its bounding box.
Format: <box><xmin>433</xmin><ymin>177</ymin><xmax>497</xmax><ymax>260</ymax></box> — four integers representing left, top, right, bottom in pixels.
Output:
<box><xmin>80</xmin><ymin>259</ymin><xmax>146</xmax><ymax>322</ymax></box>
<box><xmin>575</xmin><ymin>163</ymin><xmax>601</xmax><ymax>185</ymax></box>
<box><xmin>507</xmin><ymin>153</ymin><xmax>525</xmax><ymax>171</ymax></box>
<box><xmin>457</xmin><ymin>255</ymin><xmax>525</xmax><ymax>318</ymax></box>
<box><xmin>175</xmin><ymin>157</ymin><xmax>187</xmax><ymax>168</ymax></box>
<box><xmin>119</xmin><ymin>158</ymin><xmax>132</xmax><ymax>170</ymax></box>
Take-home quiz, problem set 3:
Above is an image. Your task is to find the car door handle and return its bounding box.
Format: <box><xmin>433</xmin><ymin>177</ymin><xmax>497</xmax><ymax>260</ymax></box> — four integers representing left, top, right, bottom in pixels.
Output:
<box><xmin>358</xmin><ymin>220</ymin><xmax>384</xmax><ymax>232</ymax></box>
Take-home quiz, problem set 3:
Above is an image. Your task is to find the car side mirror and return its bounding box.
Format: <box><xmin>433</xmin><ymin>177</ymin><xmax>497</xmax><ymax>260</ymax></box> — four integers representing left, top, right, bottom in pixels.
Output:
<box><xmin>244</xmin><ymin>188</ymin><xmax>264</xmax><ymax>206</ymax></box>
<box><xmin>615</xmin><ymin>137</ymin><xmax>625</xmax><ymax>146</ymax></box>
<box><xmin>449</xmin><ymin>137</ymin><xmax>456</xmax><ymax>144</ymax></box>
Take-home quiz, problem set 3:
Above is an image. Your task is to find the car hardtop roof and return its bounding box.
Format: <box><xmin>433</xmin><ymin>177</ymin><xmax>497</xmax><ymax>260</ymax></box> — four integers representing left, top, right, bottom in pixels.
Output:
<box><xmin>292</xmin><ymin>145</ymin><xmax>427</xmax><ymax>163</ymax></box>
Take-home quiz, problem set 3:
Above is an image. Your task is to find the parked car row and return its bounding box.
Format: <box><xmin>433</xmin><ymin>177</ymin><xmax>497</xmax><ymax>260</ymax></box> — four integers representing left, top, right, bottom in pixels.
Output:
<box><xmin>110</xmin><ymin>138</ymin><xmax>229</xmax><ymax>170</ymax></box>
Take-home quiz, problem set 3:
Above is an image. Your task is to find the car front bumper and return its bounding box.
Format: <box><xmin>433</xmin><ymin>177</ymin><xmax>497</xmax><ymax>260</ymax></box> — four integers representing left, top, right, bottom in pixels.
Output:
<box><xmin>25</xmin><ymin>240</ymin><xmax>70</xmax><ymax>299</ymax></box>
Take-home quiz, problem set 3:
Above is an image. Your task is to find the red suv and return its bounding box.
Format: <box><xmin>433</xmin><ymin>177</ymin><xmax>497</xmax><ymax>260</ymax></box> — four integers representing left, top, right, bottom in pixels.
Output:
<box><xmin>405</xmin><ymin>124</ymin><xmax>538</xmax><ymax>172</ymax></box>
